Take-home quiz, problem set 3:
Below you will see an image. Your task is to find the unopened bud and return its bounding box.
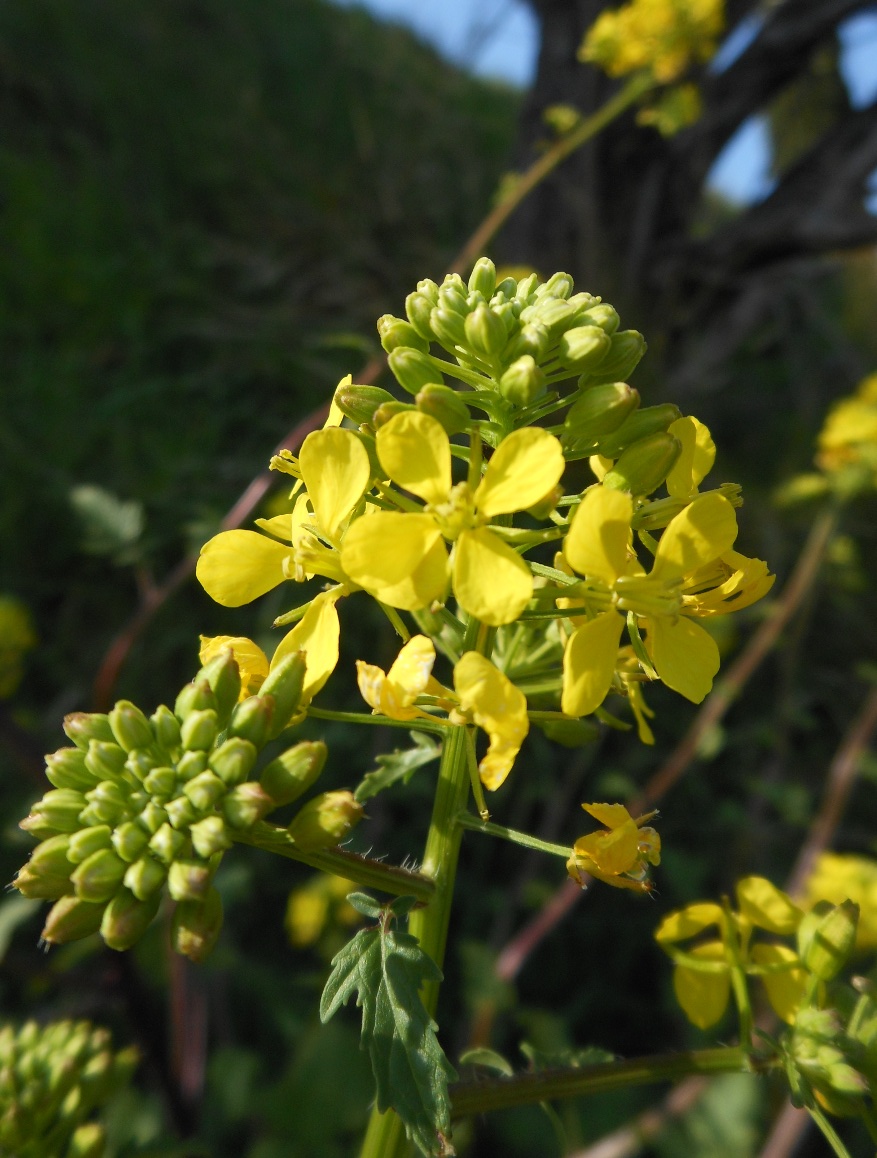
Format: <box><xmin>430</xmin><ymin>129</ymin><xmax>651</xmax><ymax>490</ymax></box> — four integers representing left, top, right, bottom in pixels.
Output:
<box><xmin>540</xmin><ymin>271</ymin><xmax>574</xmax><ymax>300</ymax></box>
<box><xmin>798</xmin><ymin>900</ymin><xmax>859</xmax><ymax>981</ymax></box>
<box><xmin>172</xmin><ymin>887</ymin><xmax>224</xmax><ymax>963</ymax></box>
<box><xmin>174</xmin><ymin>679</ymin><xmax>217</xmax><ymax>722</ymax></box>
<box><xmin>587</xmin><ymin>329</ymin><xmax>646</xmax><ymax>383</ymax></box>
<box><xmin>168</xmin><ymin>858</ymin><xmax>215</xmax><ymax>903</ymax></box>
<box><xmin>563</xmin><ymin>383</ymin><xmax>640</xmax><ymax>451</ymax></box>
<box><xmin>209</xmin><ymin>737</ymin><xmax>258</xmax><ymax>787</ymax></box>
<box><xmin>14</xmin><ymin>864</ymin><xmax>73</xmax><ymax>900</ymax></box>
<box><xmin>597</xmin><ymin>403</ymin><xmax>682</xmax><ymax>459</ymax></box>
<box><xmin>415</xmin><ymin>383</ymin><xmax>471</xmax><ymax>435</ymax></box>
<box><xmin>101</xmin><ymin>887</ymin><xmax>161</xmax><ymax>951</ymax></box>
<box><xmin>429</xmin><ymin>306</ymin><xmax>467</xmax><ymax>350</ymax></box>
<box><xmin>42</xmin><ymin>896</ymin><xmax>106</xmax><ymax>944</ymax></box>
<box><xmin>287</xmin><ymin>790</ymin><xmax>363</xmax><ymax>851</ymax></box>
<box><xmin>71</xmin><ymin>848</ymin><xmax>127</xmax><ymax>904</ymax></box>
<box><xmin>21</xmin><ymin>789</ymin><xmax>87</xmax><ymax>837</ymax></box>
<box><xmin>260</xmin><ymin>651</ymin><xmax>307</xmax><ymax>737</ymax></box>
<box><xmin>180</xmin><ymin>709</ymin><xmax>218</xmax><ymax>753</ymax></box>
<box><xmin>84</xmin><ymin>740</ymin><xmax>127</xmax><ymax>782</ymax></box>
<box><xmin>80</xmin><ymin>781</ymin><xmax>128</xmax><ymax>828</ymax></box>
<box><xmin>577</xmin><ymin>303</ymin><xmax>619</xmax><ymax>334</ymax></box>
<box><xmin>108</xmin><ymin>701</ymin><xmax>154</xmax><ymax>754</ymax></box>
<box><xmin>176</xmin><ymin>750</ymin><xmax>208</xmax><ymax>782</ymax></box>
<box><xmin>228</xmin><ymin>695</ymin><xmax>274</xmax><ymax>749</ymax></box>
<box><xmin>603</xmin><ymin>432</ymin><xmax>682</xmax><ymax>496</ymax></box>
<box><xmin>377</xmin><ymin>314</ymin><xmax>429</xmax><ymax>354</ymax></box>
<box><xmin>468</xmin><ymin>257</ymin><xmax>497</xmax><ymax>298</ymax></box>
<box><xmin>68</xmin><ymin>1123</ymin><xmax>106</xmax><ymax>1158</ymax></box>
<box><xmin>28</xmin><ymin>833</ymin><xmax>74</xmax><ymax>876</ymax></box>
<box><xmin>335</xmin><ymin>383</ymin><xmax>397</xmax><ymax>425</ymax></box>
<box><xmin>150</xmin><ymin>705</ymin><xmax>182</xmax><ymax>754</ymax></box>
<box><xmin>111</xmin><ymin>821</ymin><xmax>149</xmax><ymax>863</ymax></box>
<box><xmin>148</xmin><ymin>822</ymin><xmax>186</xmax><ymax>865</ymax></box>
<box><xmin>438</xmin><ymin>278</ymin><xmax>467</xmax><ymax>311</ymax></box>
<box><xmin>143</xmin><ymin>766</ymin><xmax>177</xmax><ymax>798</ymax></box>
<box><xmin>67</xmin><ymin>826</ymin><xmax>113</xmax><ymax>865</ymax></box>
<box><xmin>125</xmin><ymin>750</ymin><xmax>158</xmax><ymax>781</ymax></box>
<box><xmin>137</xmin><ymin>802</ymin><xmax>168</xmax><ymax>835</ymax></box>
<box><xmin>194</xmin><ymin>650</ymin><xmax>241</xmax><ymax>727</ymax></box>
<box><xmin>464</xmin><ymin>304</ymin><xmax>506</xmax><ymax>358</ymax></box>
<box><xmin>222</xmin><ymin>782</ymin><xmax>275</xmax><ymax>829</ymax></box>
<box><xmin>388</xmin><ymin>347</ymin><xmax>443</xmax><ymax>395</ymax></box>
<box><xmin>123</xmin><ymin>855</ymin><xmax>167</xmax><ymax>901</ymax></box>
<box><xmin>45</xmin><ymin>748</ymin><xmax>96</xmax><ymax>792</ymax></box>
<box><xmin>499</xmin><ymin>356</ymin><xmax>546</xmax><ymax>407</ymax></box>
<box><xmin>63</xmin><ymin>712</ymin><xmax>115</xmax><ymax>751</ymax></box>
<box><xmin>260</xmin><ymin>740</ymin><xmax>327</xmax><ymax>807</ymax></box>
<box><xmin>183</xmin><ymin>770</ymin><xmax>226</xmax><ymax>812</ymax></box>
<box><xmin>373</xmin><ymin>400</ymin><xmax>417</xmax><ymax>428</ymax></box>
<box><xmin>405</xmin><ymin>291</ymin><xmax>436</xmax><ymax>341</ymax></box>
<box><xmin>190</xmin><ymin>815</ymin><xmax>232</xmax><ymax>858</ymax></box>
<box><xmin>165</xmin><ymin>795</ymin><xmax>200</xmax><ymax>830</ymax></box>
<box><xmin>558</xmin><ymin>325</ymin><xmax>612</xmax><ymax>371</ymax></box>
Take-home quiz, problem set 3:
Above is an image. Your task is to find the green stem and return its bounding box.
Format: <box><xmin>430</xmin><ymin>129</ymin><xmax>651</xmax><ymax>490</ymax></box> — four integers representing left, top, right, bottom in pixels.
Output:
<box><xmin>451</xmin><ymin>1047</ymin><xmax>752</xmax><ymax>1118</ymax></box>
<box><xmin>455</xmin><ymin>811</ymin><xmax>571</xmax><ymax>860</ymax></box>
<box><xmin>807</xmin><ymin>1103</ymin><xmax>855</xmax><ymax>1158</ymax></box>
<box><xmin>231</xmin><ymin>823</ymin><xmax>436</xmax><ymax>904</ymax></box>
<box><xmin>306</xmin><ymin>706</ymin><xmax>446</xmax><ymax>735</ymax></box>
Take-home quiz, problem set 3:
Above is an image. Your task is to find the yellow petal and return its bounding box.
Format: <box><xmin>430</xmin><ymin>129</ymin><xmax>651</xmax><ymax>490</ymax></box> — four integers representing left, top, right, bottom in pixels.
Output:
<box><xmin>299</xmin><ymin>427</ymin><xmax>370</xmax><ymax>541</ymax></box>
<box><xmin>255</xmin><ymin>513</ymin><xmax>294</xmax><ymax>541</ymax></box>
<box><xmin>564</xmin><ymin>487</ymin><xmax>632</xmax><ymax>584</ymax></box>
<box><xmin>454</xmin><ymin>652</ymin><xmax>528</xmax><ymax>791</ymax></box>
<box><xmin>376</xmin><ymin>411</ymin><xmax>451</xmax><ymax>506</ymax></box>
<box><xmin>750</xmin><ymin>943</ymin><xmax>807</xmax><ymax>1025</ymax></box>
<box><xmin>561</xmin><ymin>611</ymin><xmax>625</xmax><ymax>717</ymax></box>
<box><xmin>582</xmin><ymin>802</ymin><xmax>633</xmax><ymax>831</ymax></box>
<box><xmin>736</xmin><ymin>876</ymin><xmax>802</xmax><ymax>935</ymax></box>
<box><xmin>198</xmin><ymin>635</ymin><xmax>269</xmax><ymax>697</ymax></box>
<box><xmin>574</xmin><ymin>819</ymin><xmax>640</xmax><ymax>875</ymax></box>
<box><xmin>645</xmin><ymin>614</ymin><xmax>719</xmax><ymax>703</ymax></box>
<box><xmin>341</xmin><ymin>511</ymin><xmax>449</xmax><ymax>611</ymax></box>
<box><xmin>666</xmin><ymin>416</ymin><xmax>715</xmax><ymax>498</ymax></box>
<box><xmin>651</xmin><ymin>492</ymin><xmax>737</xmax><ymax>583</ymax></box>
<box><xmin>387</xmin><ymin>634</ymin><xmax>437</xmax><ymax>695</ymax></box>
<box><xmin>475</xmin><ymin>427</ymin><xmax>565</xmax><ymax>517</ymax></box>
<box><xmin>326</xmin><ymin>375</ymin><xmax>352</xmax><ymax>428</ymax></box>
<box><xmin>655</xmin><ymin>902</ymin><xmax>724</xmax><ymax>944</ymax></box>
<box><xmin>272</xmin><ymin>589</ymin><xmax>341</xmax><ymax>703</ymax></box>
<box><xmin>356</xmin><ymin>635</ymin><xmax>438</xmax><ymax>721</ymax></box>
<box><xmin>673</xmin><ymin>941</ymin><xmax>731</xmax><ymax>1029</ymax></box>
<box><xmin>452</xmin><ymin>528</ymin><xmax>532</xmax><ymax>626</ymax></box>
<box><xmin>196</xmin><ymin>530</ymin><xmax>291</xmax><ymax>607</ymax></box>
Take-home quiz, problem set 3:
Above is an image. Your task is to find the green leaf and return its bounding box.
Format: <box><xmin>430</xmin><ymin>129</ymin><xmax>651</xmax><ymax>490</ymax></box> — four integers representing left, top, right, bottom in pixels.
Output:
<box><xmin>354</xmin><ymin>733</ymin><xmax>442</xmax><ymax>803</ymax></box>
<box><xmin>70</xmin><ymin>484</ymin><xmax>144</xmax><ymax>564</ymax></box>
<box><xmin>320</xmin><ymin>910</ymin><xmax>458</xmax><ymax>1156</ymax></box>
<box><xmin>459</xmin><ymin>1047</ymin><xmax>514</xmax><ymax>1077</ymax></box>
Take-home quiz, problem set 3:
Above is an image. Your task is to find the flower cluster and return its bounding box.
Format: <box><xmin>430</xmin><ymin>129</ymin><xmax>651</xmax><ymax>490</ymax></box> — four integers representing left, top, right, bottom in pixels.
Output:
<box><xmin>580</xmin><ymin>0</ymin><xmax>724</xmax><ymax>84</ymax></box>
<box><xmin>14</xmin><ymin>647</ymin><xmax>361</xmax><ymax>961</ymax></box>
<box><xmin>194</xmin><ymin>260</ymin><xmax>771</xmax><ymax>799</ymax></box>
<box><xmin>0</xmin><ymin>1019</ymin><xmax>137</xmax><ymax>1158</ymax></box>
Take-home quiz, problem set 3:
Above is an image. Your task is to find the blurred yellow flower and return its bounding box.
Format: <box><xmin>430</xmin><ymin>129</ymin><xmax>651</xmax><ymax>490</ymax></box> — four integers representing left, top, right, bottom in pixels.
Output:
<box><xmin>581</xmin><ymin>0</ymin><xmax>724</xmax><ymax>84</ymax></box>
<box><xmin>816</xmin><ymin>372</ymin><xmax>877</xmax><ymax>477</ymax></box>
<box><xmin>806</xmin><ymin>852</ymin><xmax>877</xmax><ymax>951</ymax></box>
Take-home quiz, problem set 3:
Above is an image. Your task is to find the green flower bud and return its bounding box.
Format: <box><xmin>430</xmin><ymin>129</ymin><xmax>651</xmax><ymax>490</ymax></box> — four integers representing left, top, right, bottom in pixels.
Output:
<box><xmin>111</xmin><ymin>821</ymin><xmax>150</xmax><ymax>863</ymax></box>
<box><xmin>176</xmin><ymin>750</ymin><xmax>209</xmax><ymax>782</ymax></box>
<box><xmin>222</xmin><ymin>782</ymin><xmax>275</xmax><ymax>829</ymax></box>
<box><xmin>404</xmin><ymin>291</ymin><xmax>436</xmax><ymax>341</ymax></box>
<box><xmin>137</xmin><ymin>801</ymin><xmax>168</xmax><ymax>835</ymax></box>
<box><xmin>84</xmin><ymin>740</ymin><xmax>127</xmax><ymax>782</ymax></box>
<box><xmin>260</xmin><ymin>740</ymin><xmax>327</xmax><ymax>806</ymax></box>
<box><xmin>180</xmin><ymin>709</ymin><xmax>219</xmax><ymax>753</ymax></box>
<box><xmin>143</xmin><ymin>766</ymin><xmax>177</xmax><ymax>798</ymax></box>
<box><xmin>80</xmin><ymin>781</ymin><xmax>129</xmax><ymax>828</ymax></box>
<box><xmin>429</xmin><ymin>306</ymin><xmax>467</xmax><ymax>350</ymax></box>
<box><xmin>596</xmin><ymin>403</ymin><xmax>682</xmax><ymax>459</ymax></box>
<box><xmin>125</xmin><ymin>750</ymin><xmax>158</xmax><ymax>781</ymax></box>
<box><xmin>415</xmin><ymin>384</ymin><xmax>471</xmax><ymax>436</ymax></box>
<box><xmin>335</xmin><ymin>383</ymin><xmax>397</xmax><ymax>426</ymax></box>
<box><xmin>174</xmin><ymin>678</ymin><xmax>217</xmax><ymax>722</ymax></box>
<box><xmin>20</xmin><ymin>789</ymin><xmax>87</xmax><ymax>837</ymax></box>
<box><xmin>71</xmin><ymin>848</ymin><xmax>127</xmax><ymax>904</ymax></box>
<box><xmin>123</xmin><ymin>855</ymin><xmax>166</xmax><ymax>901</ymax></box>
<box><xmin>577</xmin><ymin>303</ymin><xmax>620</xmax><ymax>334</ymax></box>
<box><xmin>68</xmin><ymin>1123</ymin><xmax>106</xmax><ymax>1158</ymax></box>
<box><xmin>587</xmin><ymin>329</ymin><xmax>646</xmax><ymax>383</ymax></box>
<box><xmin>42</xmin><ymin>896</ymin><xmax>105</xmax><ymax>944</ymax></box>
<box><xmin>190</xmin><ymin>815</ymin><xmax>232</xmax><ymax>858</ymax></box>
<box><xmin>468</xmin><ymin>257</ymin><xmax>496</xmax><ymax>298</ymax></box>
<box><xmin>148</xmin><ymin>822</ymin><xmax>186</xmax><ymax>865</ymax></box>
<box><xmin>228</xmin><ymin>695</ymin><xmax>274</xmax><ymax>749</ymax></box>
<box><xmin>563</xmin><ymin>383</ymin><xmax>640</xmax><ymax>451</ymax></box>
<box><xmin>388</xmin><ymin>347</ymin><xmax>443</xmax><ymax>396</ymax></box>
<box><xmin>195</xmin><ymin>649</ymin><xmax>242</xmax><ymax>728</ymax></box>
<box><xmin>377</xmin><ymin>314</ymin><xmax>429</xmax><ymax>354</ymax></box>
<box><xmin>101</xmin><ymin>886</ymin><xmax>161</xmax><ymax>951</ymax></box>
<box><xmin>539</xmin><ymin>271</ymin><xmax>574</xmax><ymax>300</ymax></box>
<box><xmin>183</xmin><ymin>770</ymin><xmax>226</xmax><ymax>812</ymax></box>
<box><xmin>165</xmin><ymin>795</ymin><xmax>200</xmax><ymax>830</ymax></box>
<box><xmin>209</xmin><ymin>737</ymin><xmax>258</xmax><ymax>787</ymax></box>
<box><xmin>108</xmin><ymin>701</ymin><xmax>154</xmax><ymax>754</ymax></box>
<box><xmin>150</xmin><ymin>704</ymin><xmax>182</xmax><ymax>753</ymax></box>
<box><xmin>172</xmin><ymin>887</ymin><xmax>224</xmax><ymax>963</ymax></box>
<box><xmin>373</xmin><ymin>400</ymin><xmax>417</xmax><ymax>428</ymax></box>
<box><xmin>27</xmin><ymin>833</ymin><xmax>74</xmax><ymax>876</ymax></box>
<box><xmin>45</xmin><ymin>748</ymin><xmax>97</xmax><ymax>792</ymax></box>
<box><xmin>557</xmin><ymin>325</ymin><xmax>612</xmax><ymax>371</ymax></box>
<box><xmin>464</xmin><ymin>303</ymin><xmax>506</xmax><ymax>358</ymax></box>
<box><xmin>67</xmin><ymin>826</ymin><xmax>113</xmax><ymax>865</ymax></box>
<box><xmin>260</xmin><ymin>651</ymin><xmax>307</xmax><ymax>738</ymax></box>
<box><xmin>797</xmin><ymin>900</ymin><xmax>859</xmax><ymax>982</ymax></box>
<box><xmin>287</xmin><ymin>790</ymin><xmax>363</xmax><ymax>851</ymax></box>
<box><xmin>498</xmin><ymin>356</ymin><xmax>546</xmax><ymax>407</ymax></box>
<box><xmin>525</xmin><ymin>297</ymin><xmax>579</xmax><ymax>340</ymax></box>
<box><xmin>63</xmin><ymin>713</ymin><xmax>115</xmax><ymax>751</ymax></box>
<box><xmin>501</xmin><ymin>323</ymin><xmax>548</xmax><ymax>366</ymax></box>
<box><xmin>603</xmin><ymin>432</ymin><xmax>682</xmax><ymax>496</ymax></box>
<box><xmin>438</xmin><ymin>279</ymin><xmax>467</xmax><ymax>312</ymax></box>
<box><xmin>167</xmin><ymin>858</ymin><xmax>215</xmax><ymax>903</ymax></box>
<box><xmin>14</xmin><ymin>864</ymin><xmax>73</xmax><ymax>900</ymax></box>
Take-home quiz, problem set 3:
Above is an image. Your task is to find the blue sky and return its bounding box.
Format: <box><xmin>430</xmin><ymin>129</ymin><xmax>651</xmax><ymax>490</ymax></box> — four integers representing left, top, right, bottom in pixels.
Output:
<box><xmin>332</xmin><ymin>0</ymin><xmax>877</xmax><ymax>207</ymax></box>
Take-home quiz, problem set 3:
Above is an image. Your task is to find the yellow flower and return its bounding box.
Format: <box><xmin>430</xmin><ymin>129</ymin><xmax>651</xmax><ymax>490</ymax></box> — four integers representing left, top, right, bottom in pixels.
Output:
<box><xmin>680</xmin><ymin>549</ymin><xmax>775</xmax><ymax>617</ymax></box>
<box><xmin>341</xmin><ymin>411</ymin><xmax>565</xmax><ymax>626</ymax></box>
<box><xmin>198</xmin><ymin>635</ymin><xmax>269</xmax><ymax>697</ymax></box>
<box><xmin>567</xmin><ymin>803</ymin><xmax>660</xmax><ymax>892</ymax></box>
<box><xmin>655</xmin><ymin>877</ymin><xmax>807</xmax><ymax>1028</ymax></box>
<box><xmin>560</xmin><ymin>487</ymin><xmax>739</xmax><ymax>715</ymax></box>
<box><xmin>452</xmin><ymin>651</ymin><xmax>529</xmax><ymax>790</ymax></box>
<box><xmin>580</xmin><ymin>0</ymin><xmax>724</xmax><ymax>84</ymax></box>
<box><xmin>816</xmin><ymin>372</ymin><xmax>877</xmax><ymax>476</ymax></box>
<box><xmin>805</xmin><ymin>852</ymin><xmax>877</xmax><ymax>951</ymax></box>
<box><xmin>271</xmin><ymin>588</ymin><xmax>344</xmax><ymax>708</ymax></box>
<box><xmin>196</xmin><ymin>427</ymin><xmax>370</xmax><ymax>607</ymax></box>
<box><xmin>356</xmin><ymin>635</ymin><xmax>449</xmax><ymax>722</ymax></box>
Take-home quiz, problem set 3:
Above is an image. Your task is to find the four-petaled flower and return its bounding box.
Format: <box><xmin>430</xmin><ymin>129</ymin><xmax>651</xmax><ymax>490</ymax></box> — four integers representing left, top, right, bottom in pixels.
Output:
<box><xmin>567</xmin><ymin>803</ymin><xmax>660</xmax><ymax>892</ymax></box>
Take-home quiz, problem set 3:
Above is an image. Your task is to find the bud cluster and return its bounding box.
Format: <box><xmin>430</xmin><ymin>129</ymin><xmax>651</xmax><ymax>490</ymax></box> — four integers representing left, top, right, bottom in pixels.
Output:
<box><xmin>15</xmin><ymin>648</ymin><xmax>361</xmax><ymax>961</ymax></box>
<box><xmin>0</xmin><ymin>1019</ymin><xmax>137</xmax><ymax>1158</ymax></box>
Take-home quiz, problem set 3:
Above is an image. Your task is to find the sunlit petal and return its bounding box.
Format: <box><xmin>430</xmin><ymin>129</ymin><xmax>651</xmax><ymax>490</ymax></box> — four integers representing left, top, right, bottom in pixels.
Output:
<box><xmin>564</xmin><ymin>487</ymin><xmax>632</xmax><ymax>584</ymax></box>
<box><xmin>299</xmin><ymin>427</ymin><xmax>371</xmax><ymax>541</ymax></box>
<box><xmin>341</xmin><ymin>512</ymin><xmax>449</xmax><ymax>611</ymax></box>
<box><xmin>198</xmin><ymin>635</ymin><xmax>269</xmax><ymax>697</ymax></box>
<box><xmin>651</xmin><ymin>492</ymin><xmax>737</xmax><ymax>582</ymax></box>
<box><xmin>475</xmin><ymin>427</ymin><xmax>565</xmax><ymax>517</ymax></box>
<box><xmin>272</xmin><ymin>589</ymin><xmax>342</xmax><ymax>703</ymax></box>
<box><xmin>561</xmin><ymin>610</ymin><xmax>625</xmax><ymax>717</ymax></box>
<box><xmin>645</xmin><ymin>614</ymin><xmax>719</xmax><ymax>703</ymax></box>
<box><xmin>751</xmin><ymin>943</ymin><xmax>807</xmax><ymax>1025</ymax></box>
<box><xmin>666</xmin><ymin>416</ymin><xmax>715</xmax><ymax>498</ymax></box>
<box><xmin>452</xmin><ymin>528</ymin><xmax>532</xmax><ymax>626</ymax></box>
<box><xmin>454</xmin><ymin>651</ymin><xmax>528</xmax><ymax>791</ymax></box>
<box><xmin>196</xmin><ymin>530</ymin><xmax>291</xmax><ymax>607</ymax></box>
<box><xmin>673</xmin><ymin>941</ymin><xmax>731</xmax><ymax>1029</ymax></box>
<box><xmin>376</xmin><ymin>411</ymin><xmax>451</xmax><ymax>506</ymax></box>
